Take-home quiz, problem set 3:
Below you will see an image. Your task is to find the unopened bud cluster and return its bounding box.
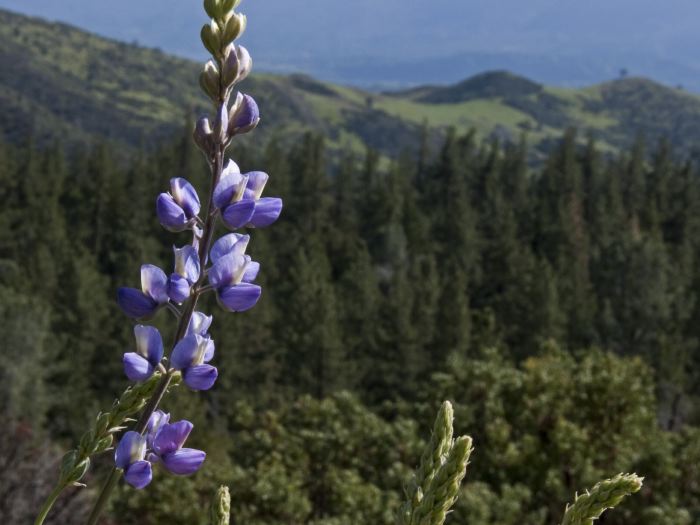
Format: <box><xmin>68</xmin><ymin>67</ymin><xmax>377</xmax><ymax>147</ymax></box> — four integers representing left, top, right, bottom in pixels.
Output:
<box><xmin>398</xmin><ymin>401</ymin><xmax>473</xmax><ymax>525</ymax></box>
<box><xmin>195</xmin><ymin>0</ymin><xmax>259</xmax><ymax>159</ymax></box>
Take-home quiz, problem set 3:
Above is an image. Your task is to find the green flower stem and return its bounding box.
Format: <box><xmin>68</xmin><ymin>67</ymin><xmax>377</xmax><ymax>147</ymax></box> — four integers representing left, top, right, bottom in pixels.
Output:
<box><xmin>33</xmin><ymin>485</ymin><xmax>64</xmax><ymax>525</ymax></box>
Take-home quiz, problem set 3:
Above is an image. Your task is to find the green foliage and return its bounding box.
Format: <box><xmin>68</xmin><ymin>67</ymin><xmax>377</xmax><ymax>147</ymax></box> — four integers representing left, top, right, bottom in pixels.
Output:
<box><xmin>4</xmin><ymin>123</ymin><xmax>700</xmax><ymax>523</ymax></box>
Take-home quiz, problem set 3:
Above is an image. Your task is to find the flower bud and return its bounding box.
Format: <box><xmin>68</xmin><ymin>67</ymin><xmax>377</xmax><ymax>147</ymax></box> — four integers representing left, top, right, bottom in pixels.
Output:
<box><xmin>210</xmin><ymin>486</ymin><xmax>231</xmax><ymax>525</ymax></box>
<box><xmin>214</xmin><ymin>103</ymin><xmax>229</xmax><ymax>143</ymax></box>
<box><xmin>201</xmin><ymin>21</ymin><xmax>221</xmax><ymax>57</ymax></box>
<box><xmin>222</xmin><ymin>0</ymin><xmax>238</xmax><ymax>13</ymax></box>
<box><xmin>222</xmin><ymin>45</ymin><xmax>239</xmax><ymax>87</ymax></box>
<box><xmin>236</xmin><ymin>45</ymin><xmax>252</xmax><ymax>82</ymax></box>
<box><xmin>203</xmin><ymin>0</ymin><xmax>223</xmax><ymax>20</ymax></box>
<box><xmin>193</xmin><ymin>116</ymin><xmax>214</xmax><ymax>157</ymax></box>
<box><xmin>228</xmin><ymin>93</ymin><xmax>259</xmax><ymax>136</ymax></box>
<box><xmin>222</xmin><ymin>12</ymin><xmax>246</xmax><ymax>43</ymax></box>
<box><xmin>199</xmin><ymin>60</ymin><xmax>220</xmax><ymax>101</ymax></box>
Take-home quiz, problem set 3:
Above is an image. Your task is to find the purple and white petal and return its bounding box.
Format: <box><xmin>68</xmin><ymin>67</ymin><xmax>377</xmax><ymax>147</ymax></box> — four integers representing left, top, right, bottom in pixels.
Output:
<box><xmin>170</xmin><ymin>334</ymin><xmax>202</xmax><ymax>370</ymax></box>
<box><xmin>168</xmin><ymin>273</ymin><xmax>191</xmax><ymax>304</ymax></box>
<box><xmin>146</xmin><ymin>410</ymin><xmax>170</xmax><ymax>448</ymax></box>
<box><xmin>124</xmin><ymin>460</ymin><xmax>152</xmax><ymax>489</ymax></box>
<box><xmin>230</xmin><ymin>93</ymin><xmax>260</xmax><ymax>133</ymax></box>
<box><xmin>184</xmin><ymin>364</ymin><xmax>218</xmax><ymax>391</ymax></box>
<box><xmin>187</xmin><ymin>311</ymin><xmax>213</xmax><ymax>336</ymax></box>
<box><xmin>141</xmin><ymin>265</ymin><xmax>169</xmax><ymax>304</ymax></box>
<box><xmin>222</xmin><ymin>199</ymin><xmax>256</xmax><ymax>230</ymax></box>
<box><xmin>245</xmin><ymin>171</ymin><xmax>269</xmax><ymax>200</ymax></box>
<box><xmin>217</xmin><ymin>283</ymin><xmax>262</xmax><ymax>312</ymax></box>
<box><xmin>174</xmin><ymin>245</ymin><xmax>201</xmax><ymax>283</ymax></box>
<box><xmin>209</xmin><ymin>252</ymin><xmax>250</xmax><ymax>289</ymax></box>
<box><xmin>214</xmin><ymin>171</ymin><xmax>249</xmax><ymax>210</ymax></box>
<box><xmin>242</xmin><ymin>261</ymin><xmax>260</xmax><ymax>283</ymax></box>
<box><xmin>156</xmin><ymin>193</ymin><xmax>188</xmax><ymax>232</ymax></box>
<box><xmin>203</xmin><ymin>338</ymin><xmax>215</xmax><ymax>363</ymax></box>
<box><xmin>123</xmin><ymin>352</ymin><xmax>155</xmax><ymax>382</ymax></box>
<box><xmin>210</xmin><ymin>233</ymin><xmax>250</xmax><ymax>264</ymax></box>
<box><xmin>248</xmin><ymin>197</ymin><xmax>283</xmax><ymax>228</ymax></box>
<box><xmin>117</xmin><ymin>288</ymin><xmax>159</xmax><ymax>319</ymax></box>
<box><xmin>134</xmin><ymin>325</ymin><xmax>163</xmax><ymax>365</ymax></box>
<box><xmin>153</xmin><ymin>420</ymin><xmax>194</xmax><ymax>456</ymax></box>
<box><xmin>170</xmin><ymin>178</ymin><xmax>201</xmax><ymax>218</ymax></box>
<box><xmin>162</xmin><ymin>448</ymin><xmax>206</xmax><ymax>476</ymax></box>
<box><xmin>236</xmin><ymin>45</ymin><xmax>252</xmax><ymax>81</ymax></box>
<box><xmin>115</xmin><ymin>431</ymin><xmax>147</xmax><ymax>469</ymax></box>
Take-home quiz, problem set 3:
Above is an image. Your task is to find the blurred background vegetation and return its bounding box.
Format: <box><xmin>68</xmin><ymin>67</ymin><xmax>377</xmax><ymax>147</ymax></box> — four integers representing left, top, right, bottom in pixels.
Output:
<box><xmin>2</xmin><ymin>7</ymin><xmax>700</xmax><ymax>525</ymax></box>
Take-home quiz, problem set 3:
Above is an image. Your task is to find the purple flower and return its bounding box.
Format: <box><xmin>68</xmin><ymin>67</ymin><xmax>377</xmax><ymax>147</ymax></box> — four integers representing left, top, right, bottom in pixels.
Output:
<box><xmin>187</xmin><ymin>311</ymin><xmax>213</xmax><ymax>336</ymax></box>
<box><xmin>167</xmin><ymin>245</ymin><xmax>201</xmax><ymax>304</ymax></box>
<box><xmin>150</xmin><ymin>420</ymin><xmax>206</xmax><ymax>476</ymax></box>
<box><xmin>171</xmin><ymin>334</ymin><xmax>218</xmax><ymax>390</ymax></box>
<box><xmin>213</xmin><ymin>160</ymin><xmax>247</xmax><ymax>210</ymax></box>
<box><xmin>123</xmin><ymin>325</ymin><xmax>164</xmax><ymax>382</ymax></box>
<box><xmin>208</xmin><ymin>233</ymin><xmax>262</xmax><ymax>311</ymax></box>
<box><xmin>227</xmin><ymin>92</ymin><xmax>260</xmax><ymax>135</ymax></box>
<box><xmin>146</xmin><ymin>410</ymin><xmax>170</xmax><ymax>449</ymax></box>
<box><xmin>157</xmin><ymin>178</ymin><xmax>201</xmax><ymax>232</ymax></box>
<box><xmin>117</xmin><ymin>265</ymin><xmax>169</xmax><ymax>319</ymax></box>
<box><xmin>210</xmin><ymin>233</ymin><xmax>250</xmax><ymax>263</ymax></box>
<box><xmin>215</xmin><ymin>167</ymin><xmax>282</xmax><ymax>230</ymax></box>
<box><xmin>208</xmin><ymin>247</ymin><xmax>261</xmax><ymax>312</ymax></box>
<box><xmin>115</xmin><ymin>432</ymin><xmax>152</xmax><ymax>489</ymax></box>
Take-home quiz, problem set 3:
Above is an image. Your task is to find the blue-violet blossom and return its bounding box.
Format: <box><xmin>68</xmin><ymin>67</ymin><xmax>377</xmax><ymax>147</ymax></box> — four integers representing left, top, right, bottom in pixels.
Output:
<box><xmin>208</xmin><ymin>233</ymin><xmax>261</xmax><ymax>312</ymax></box>
<box><xmin>156</xmin><ymin>178</ymin><xmax>201</xmax><ymax>232</ymax></box>
<box><xmin>168</xmin><ymin>245</ymin><xmax>201</xmax><ymax>303</ymax></box>
<box><xmin>117</xmin><ymin>264</ymin><xmax>169</xmax><ymax>319</ymax></box>
<box><xmin>123</xmin><ymin>325</ymin><xmax>164</xmax><ymax>382</ymax></box>
<box><xmin>171</xmin><ymin>333</ymin><xmax>218</xmax><ymax>391</ymax></box>
<box><xmin>115</xmin><ymin>432</ymin><xmax>152</xmax><ymax>489</ymax></box>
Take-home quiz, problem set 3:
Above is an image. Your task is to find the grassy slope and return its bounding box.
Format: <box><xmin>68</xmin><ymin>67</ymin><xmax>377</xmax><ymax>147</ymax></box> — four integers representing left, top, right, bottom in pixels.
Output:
<box><xmin>3</xmin><ymin>8</ymin><xmax>700</xmax><ymax>158</ymax></box>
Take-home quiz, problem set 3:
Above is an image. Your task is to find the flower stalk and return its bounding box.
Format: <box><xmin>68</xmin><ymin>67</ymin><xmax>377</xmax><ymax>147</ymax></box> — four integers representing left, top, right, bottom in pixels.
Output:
<box><xmin>34</xmin><ymin>0</ymin><xmax>280</xmax><ymax>522</ymax></box>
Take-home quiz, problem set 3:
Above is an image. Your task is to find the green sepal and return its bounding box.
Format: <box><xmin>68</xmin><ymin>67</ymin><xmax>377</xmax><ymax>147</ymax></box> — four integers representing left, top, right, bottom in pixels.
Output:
<box><xmin>94</xmin><ymin>435</ymin><xmax>114</xmax><ymax>454</ymax></box>
<box><xmin>221</xmin><ymin>14</ymin><xmax>244</xmax><ymax>45</ymax></box>
<box><xmin>59</xmin><ymin>450</ymin><xmax>78</xmax><ymax>480</ymax></box>
<box><xmin>221</xmin><ymin>0</ymin><xmax>236</xmax><ymax>13</ymax></box>
<box><xmin>201</xmin><ymin>22</ymin><xmax>221</xmax><ymax>57</ymax></box>
<box><xmin>203</xmin><ymin>0</ymin><xmax>222</xmax><ymax>19</ymax></box>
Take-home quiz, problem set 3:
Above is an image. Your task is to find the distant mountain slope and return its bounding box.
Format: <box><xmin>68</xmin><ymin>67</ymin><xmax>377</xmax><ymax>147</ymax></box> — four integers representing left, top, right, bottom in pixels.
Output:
<box><xmin>2</xmin><ymin>8</ymin><xmax>700</xmax><ymax>159</ymax></box>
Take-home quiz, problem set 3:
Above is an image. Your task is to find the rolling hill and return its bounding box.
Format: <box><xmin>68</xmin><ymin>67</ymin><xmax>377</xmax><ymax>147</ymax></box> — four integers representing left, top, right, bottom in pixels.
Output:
<box><xmin>3</xmin><ymin>8</ymin><xmax>700</xmax><ymax>160</ymax></box>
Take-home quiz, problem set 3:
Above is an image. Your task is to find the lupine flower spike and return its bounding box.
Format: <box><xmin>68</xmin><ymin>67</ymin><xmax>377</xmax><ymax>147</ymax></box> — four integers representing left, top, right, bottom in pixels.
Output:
<box><xmin>35</xmin><ymin>1</ymin><xmax>283</xmax><ymax>523</ymax></box>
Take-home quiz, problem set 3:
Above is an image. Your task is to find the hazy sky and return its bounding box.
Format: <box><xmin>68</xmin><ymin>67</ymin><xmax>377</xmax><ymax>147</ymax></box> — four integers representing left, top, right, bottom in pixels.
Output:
<box><xmin>2</xmin><ymin>1</ymin><xmax>700</xmax><ymax>87</ymax></box>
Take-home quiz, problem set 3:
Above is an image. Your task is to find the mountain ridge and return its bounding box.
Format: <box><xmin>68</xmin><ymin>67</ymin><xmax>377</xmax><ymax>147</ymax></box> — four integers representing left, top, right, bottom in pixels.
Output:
<box><xmin>2</xmin><ymin>8</ymin><xmax>700</xmax><ymax>159</ymax></box>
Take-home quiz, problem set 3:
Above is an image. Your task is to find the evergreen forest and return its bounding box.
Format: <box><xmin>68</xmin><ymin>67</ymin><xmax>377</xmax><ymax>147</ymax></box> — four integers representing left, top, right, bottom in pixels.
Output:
<box><xmin>2</xmin><ymin>123</ymin><xmax>700</xmax><ymax>523</ymax></box>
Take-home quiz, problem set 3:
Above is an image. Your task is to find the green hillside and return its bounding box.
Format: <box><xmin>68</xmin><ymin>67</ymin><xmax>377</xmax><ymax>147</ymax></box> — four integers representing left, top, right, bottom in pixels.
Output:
<box><xmin>2</xmin><ymin>8</ymin><xmax>700</xmax><ymax>157</ymax></box>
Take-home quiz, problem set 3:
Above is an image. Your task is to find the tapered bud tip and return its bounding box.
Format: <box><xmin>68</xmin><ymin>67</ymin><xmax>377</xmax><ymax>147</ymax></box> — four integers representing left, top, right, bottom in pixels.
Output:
<box><xmin>229</xmin><ymin>93</ymin><xmax>260</xmax><ymax>135</ymax></box>
<box><xmin>214</xmin><ymin>103</ymin><xmax>230</xmax><ymax>143</ymax></box>
<box><xmin>236</xmin><ymin>45</ymin><xmax>252</xmax><ymax>81</ymax></box>
<box><xmin>194</xmin><ymin>117</ymin><xmax>214</xmax><ymax>156</ymax></box>
<box><xmin>211</xmin><ymin>486</ymin><xmax>231</xmax><ymax>525</ymax></box>
<box><xmin>222</xmin><ymin>44</ymin><xmax>240</xmax><ymax>86</ymax></box>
